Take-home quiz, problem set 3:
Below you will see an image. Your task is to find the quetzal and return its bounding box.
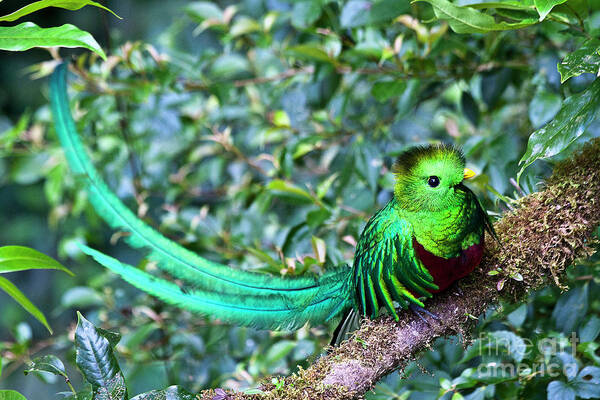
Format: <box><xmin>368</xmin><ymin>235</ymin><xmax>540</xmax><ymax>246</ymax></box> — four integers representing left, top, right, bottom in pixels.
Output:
<box><xmin>49</xmin><ymin>63</ymin><xmax>495</xmax><ymax>342</ymax></box>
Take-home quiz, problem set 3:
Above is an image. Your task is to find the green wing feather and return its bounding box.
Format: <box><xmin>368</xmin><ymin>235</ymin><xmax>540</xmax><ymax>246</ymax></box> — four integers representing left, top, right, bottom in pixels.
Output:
<box><xmin>352</xmin><ymin>200</ymin><xmax>438</xmax><ymax>319</ymax></box>
<box><xmin>50</xmin><ymin>63</ymin><xmax>352</xmax><ymax>330</ymax></box>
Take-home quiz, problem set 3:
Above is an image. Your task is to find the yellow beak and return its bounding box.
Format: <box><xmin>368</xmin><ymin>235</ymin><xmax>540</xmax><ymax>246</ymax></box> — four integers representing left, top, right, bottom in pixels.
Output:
<box><xmin>463</xmin><ymin>168</ymin><xmax>476</xmax><ymax>180</ymax></box>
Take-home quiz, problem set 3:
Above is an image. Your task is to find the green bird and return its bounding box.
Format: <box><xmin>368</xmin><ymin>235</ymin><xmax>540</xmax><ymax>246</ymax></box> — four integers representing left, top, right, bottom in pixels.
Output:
<box><xmin>332</xmin><ymin>146</ymin><xmax>495</xmax><ymax>343</ymax></box>
<box><xmin>49</xmin><ymin>63</ymin><xmax>494</xmax><ymax>343</ymax></box>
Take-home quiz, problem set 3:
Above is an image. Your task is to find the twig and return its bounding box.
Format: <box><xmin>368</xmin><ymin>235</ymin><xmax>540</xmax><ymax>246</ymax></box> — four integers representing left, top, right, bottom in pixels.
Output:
<box><xmin>207</xmin><ymin>125</ymin><xmax>269</xmax><ymax>176</ymax></box>
<box><xmin>183</xmin><ymin>67</ymin><xmax>315</xmax><ymax>91</ymax></box>
<box><xmin>546</xmin><ymin>14</ymin><xmax>592</xmax><ymax>40</ymax></box>
<box><xmin>233</xmin><ymin>67</ymin><xmax>315</xmax><ymax>87</ymax></box>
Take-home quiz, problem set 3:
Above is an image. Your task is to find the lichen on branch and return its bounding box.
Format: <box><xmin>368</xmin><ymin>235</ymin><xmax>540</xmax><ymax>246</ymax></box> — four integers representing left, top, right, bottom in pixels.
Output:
<box><xmin>200</xmin><ymin>139</ymin><xmax>600</xmax><ymax>400</ymax></box>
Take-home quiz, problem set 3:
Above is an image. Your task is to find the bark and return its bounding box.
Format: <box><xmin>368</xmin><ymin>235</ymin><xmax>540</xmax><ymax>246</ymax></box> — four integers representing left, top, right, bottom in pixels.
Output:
<box><xmin>201</xmin><ymin>139</ymin><xmax>600</xmax><ymax>400</ymax></box>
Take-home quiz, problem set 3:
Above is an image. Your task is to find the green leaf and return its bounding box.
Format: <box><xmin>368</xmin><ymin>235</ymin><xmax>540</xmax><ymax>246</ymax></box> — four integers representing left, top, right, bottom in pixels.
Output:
<box><xmin>547</xmin><ymin>380</ymin><xmax>576</xmax><ymax>400</ymax></box>
<box><xmin>396</xmin><ymin>79</ymin><xmax>421</xmax><ymax>117</ymax></box>
<box><xmin>506</xmin><ymin>304</ymin><xmax>527</xmax><ymax>328</ymax></box>
<box><xmin>555</xmin><ymin>352</ymin><xmax>579</xmax><ymax>381</ymax></box>
<box><xmin>185</xmin><ymin>1</ymin><xmax>223</xmax><ymax>22</ymax></box>
<box><xmin>272</xmin><ymin>110</ymin><xmax>291</xmax><ymax>128</ymax></box>
<box><xmin>316</xmin><ymin>173</ymin><xmax>338</xmax><ymax>199</ymax></box>
<box><xmin>414</xmin><ymin>0</ymin><xmax>537</xmax><ymax>33</ymax></box>
<box><xmin>552</xmin><ymin>284</ymin><xmax>589</xmax><ymax>334</ymax></box>
<box><xmin>267</xmin><ymin>179</ymin><xmax>315</xmax><ymax>204</ymax></box>
<box><xmin>60</xmin><ymin>287</ymin><xmax>104</xmax><ymax>309</ymax></box>
<box><xmin>367</xmin><ymin>0</ymin><xmax>411</xmax><ymax>25</ymax></box>
<box><xmin>534</xmin><ymin>0</ymin><xmax>567</xmax><ymax>21</ymax></box>
<box><xmin>489</xmin><ymin>331</ymin><xmax>527</xmax><ymax>362</ymax></box>
<box><xmin>461</xmin><ymin>91</ymin><xmax>480</xmax><ymax>126</ymax></box>
<box><xmin>0</xmin><ymin>246</ymin><xmax>73</xmax><ymax>275</ymax></box>
<box><xmin>341</xmin><ymin>0</ymin><xmax>371</xmax><ymax>27</ymax></box>
<box><xmin>341</xmin><ymin>0</ymin><xmax>410</xmax><ymax>28</ymax></box>
<box><xmin>96</xmin><ymin>326</ymin><xmax>122</xmax><ymax>349</ymax></box>
<box><xmin>130</xmin><ymin>386</ymin><xmax>197</xmax><ymax>400</ymax></box>
<box><xmin>306</xmin><ymin>64</ymin><xmax>341</xmax><ymax>108</ymax></box>
<box><xmin>0</xmin><ymin>276</ymin><xmax>52</xmax><ymax>333</ymax></box>
<box><xmin>75</xmin><ymin>312</ymin><xmax>127</xmax><ymax>400</ymax></box>
<box><xmin>118</xmin><ymin>323</ymin><xmax>159</xmax><ymax>352</ymax></box>
<box><xmin>0</xmin><ymin>112</ymin><xmax>29</xmax><ymax>152</ymax></box>
<box><xmin>579</xmin><ymin>342</ymin><xmax>600</xmax><ymax>365</ymax></box>
<box><xmin>293</xmin><ymin>339</ymin><xmax>316</xmax><ymax>361</ymax></box>
<box><xmin>0</xmin><ymin>22</ymin><xmax>106</xmax><ymax>60</ymax></box>
<box><xmin>291</xmin><ymin>0</ymin><xmax>323</xmax><ymax>29</ymax></box>
<box><xmin>460</xmin><ymin>330</ymin><xmax>526</xmax><ymax>363</ymax></box>
<box><xmin>210</xmin><ymin>54</ymin><xmax>250</xmax><ymax>79</ymax></box>
<box><xmin>481</xmin><ymin>68</ymin><xmax>512</xmax><ymax>108</ymax></box>
<box><xmin>245</xmin><ymin>247</ymin><xmax>283</xmax><ymax>271</ymax></box>
<box><xmin>0</xmin><ymin>0</ymin><xmax>121</xmax><ymax>22</ymax></box>
<box><xmin>306</xmin><ymin>208</ymin><xmax>331</xmax><ymax>228</ymax></box>
<box><xmin>347</xmin><ymin>27</ymin><xmax>390</xmax><ymax>60</ymax></box>
<box><xmin>265</xmin><ymin>340</ymin><xmax>296</xmax><ymax>364</ymax></box>
<box><xmin>579</xmin><ymin>315</ymin><xmax>600</xmax><ymax>343</ymax></box>
<box><xmin>557</xmin><ymin>38</ymin><xmax>600</xmax><ymax>83</ymax></box>
<box><xmin>230</xmin><ymin>16</ymin><xmax>261</xmax><ymax>37</ymax></box>
<box><xmin>574</xmin><ymin>366</ymin><xmax>600</xmax><ymax>398</ymax></box>
<box><xmin>14</xmin><ymin>323</ymin><xmax>32</xmax><ymax>344</ymax></box>
<box><xmin>285</xmin><ymin>43</ymin><xmax>337</xmax><ymax>64</ymax></box>
<box><xmin>372</xmin><ymin>80</ymin><xmax>406</xmax><ymax>102</ymax></box>
<box><xmin>10</xmin><ymin>153</ymin><xmax>50</xmax><ymax>185</ymax></box>
<box><xmin>518</xmin><ymin>79</ymin><xmax>600</xmax><ymax>180</ymax></box>
<box><xmin>311</xmin><ymin>236</ymin><xmax>326</xmax><ymax>264</ymax></box>
<box><xmin>552</xmin><ymin>0</ymin><xmax>588</xmax><ymax>20</ymax></box>
<box><xmin>465</xmin><ymin>1</ymin><xmax>534</xmax><ymax>10</ymax></box>
<box><xmin>0</xmin><ymin>390</ymin><xmax>28</xmax><ymax>400</ymax></box>
<box><xmin>355</xmin><ymin>144</ymin><xmax>379</xmax><ymax>192</ymax></box>
<box><xmin>292</xmin><ymin>136</ymin><xmax>322</xmax><ymax>158</ymax></box>
<box><xmin>24</xmin><ymin>355</ymin><xmax>68</xmax><ymax>379</ymax></box>
<box><xmin>528</xmin><ymin>90</ymin><xmax>562</xmax><ymax>128</ymax></box>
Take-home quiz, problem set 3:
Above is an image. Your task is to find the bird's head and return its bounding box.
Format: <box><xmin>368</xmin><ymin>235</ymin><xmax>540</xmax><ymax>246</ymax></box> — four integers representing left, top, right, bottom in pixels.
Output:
<box><xmin>393</xmin><ymin>144</ymin><xmax>475</xmax><ymax>213</ymax></box>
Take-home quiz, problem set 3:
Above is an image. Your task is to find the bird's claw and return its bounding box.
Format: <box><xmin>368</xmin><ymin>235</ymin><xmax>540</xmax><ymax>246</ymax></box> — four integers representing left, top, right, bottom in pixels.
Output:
<box><xmin>409</xmin><ymin>304</ymin><xmax>441</xmax><ymax>325</ymax></box>
<box><xmin>455</xmin><ymin>285</ymin><xmax>464</xmax><ymax>296</ymax></box>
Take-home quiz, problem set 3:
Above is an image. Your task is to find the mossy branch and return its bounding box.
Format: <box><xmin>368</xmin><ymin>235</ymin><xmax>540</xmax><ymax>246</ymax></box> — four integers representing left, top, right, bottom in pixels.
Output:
<box><xmin>201</xmin><ymin>139</ymin><xmax>600</xmax><ymax>400</ymax></box>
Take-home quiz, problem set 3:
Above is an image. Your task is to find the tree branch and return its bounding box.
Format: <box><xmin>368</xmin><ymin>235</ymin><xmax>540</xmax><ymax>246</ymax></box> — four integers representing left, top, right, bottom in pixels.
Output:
<box><xmin>200</xmin><ymin>139</ymin><xmax>600</xmax><ymax>400</ymax></box>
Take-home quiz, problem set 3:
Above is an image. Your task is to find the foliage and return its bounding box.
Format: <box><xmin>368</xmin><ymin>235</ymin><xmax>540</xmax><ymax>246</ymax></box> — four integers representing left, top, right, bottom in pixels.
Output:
<box><xmin>0</xmin><ymin>0</ymin><xmax>119</xmax><ymax>59</ymax></box>
<box><xmin>518</xmin><ymin>77</ymin><xmax>600</xmax><ymax>180</ymax></box>
<box><xmin>0</xmin><ymin>1</ymin><xmax>119</xmax><ymax>22</ymax></box>
<box><xmin>0</xmin><ymin>0</ymin><xmax>113</xmax><ymax>366</ymax></box>
<box><xmin>0</xmin><ymin>390</ymin><xmax>28</xmax><ymax>400</ymax></box>
<box><xmin>0</xmin><ymin>1</ymin><xmax>113</xmax><ymax>380</ymax></box>
<box><xmin>0</xmin><ymin>0</ymin><xmax>600</xmax><ymax>399</ymax></box>
<box><xmin>0</xmin><ymin>246</ymin><xmax>72</xmax><ymax>333</ymax></box>
<box><xmin>0</xmin><ymin>23</ymin><xmax>105</xmax><ymax>60</ymax></box>
<box><xmin>23</xmin><ymin>313</ymin><xmax>196</xmax><ymax>399</ymax></box>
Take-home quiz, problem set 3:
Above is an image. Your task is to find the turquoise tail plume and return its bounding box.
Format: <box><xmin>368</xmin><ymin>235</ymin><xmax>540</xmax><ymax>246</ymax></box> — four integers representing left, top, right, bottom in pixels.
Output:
<box><xmin>50</xmin><ymin>63</ymin><xmax>352</xmax><ymax>330</ymax></box>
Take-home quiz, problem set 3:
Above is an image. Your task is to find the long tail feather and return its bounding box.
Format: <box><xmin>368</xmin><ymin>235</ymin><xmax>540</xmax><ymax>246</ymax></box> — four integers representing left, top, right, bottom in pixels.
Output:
<box><xmin>80</xmin><ymin>244</ymin><xmax>349</xmax><ymax>330</ymax></box>
<box><xmin>50</xmin><ymin>63</ymin><xmax>352</xmax><ymax>328</ymax></box>
<box><xmin>50</xmin><ymin>62</ymin><xmax>318</xmax><ymax>293</ymax></box>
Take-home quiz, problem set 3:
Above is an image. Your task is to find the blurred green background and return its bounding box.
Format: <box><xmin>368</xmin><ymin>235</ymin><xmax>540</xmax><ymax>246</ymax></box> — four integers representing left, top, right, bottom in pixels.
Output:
<box><xmin>1</xmin><ymin>1</ymin><xmax>599</xmax><ymax>399</ymax></box>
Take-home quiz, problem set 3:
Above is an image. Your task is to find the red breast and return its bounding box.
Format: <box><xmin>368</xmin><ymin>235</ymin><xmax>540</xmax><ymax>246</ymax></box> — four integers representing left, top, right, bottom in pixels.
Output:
<box><xmin>412</xmin><ymin>237</ymin><xmax>484</xmax><ymax>293</ymax></box>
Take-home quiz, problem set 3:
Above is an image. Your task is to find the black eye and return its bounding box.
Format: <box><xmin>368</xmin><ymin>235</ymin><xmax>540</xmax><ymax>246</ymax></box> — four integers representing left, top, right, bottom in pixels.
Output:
<box><xmin>428</xmin><ymin>176</ymin><xmax>440</xmax><ymax>187</ymax></box>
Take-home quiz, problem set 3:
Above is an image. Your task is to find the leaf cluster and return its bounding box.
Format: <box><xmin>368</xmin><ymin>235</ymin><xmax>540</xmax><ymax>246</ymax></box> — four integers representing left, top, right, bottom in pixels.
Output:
<box><xmin>0</xmin><ymin>0</ymin><xmax>119</xmax><ymax>59</ymax></box>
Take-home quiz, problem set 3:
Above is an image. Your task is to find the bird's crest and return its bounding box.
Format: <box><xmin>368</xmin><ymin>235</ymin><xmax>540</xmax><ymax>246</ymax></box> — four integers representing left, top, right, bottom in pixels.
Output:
<box><xmin>393</xmin><ymin>144</ymin><xmax>465</xmax><ymax>175</ymax></box>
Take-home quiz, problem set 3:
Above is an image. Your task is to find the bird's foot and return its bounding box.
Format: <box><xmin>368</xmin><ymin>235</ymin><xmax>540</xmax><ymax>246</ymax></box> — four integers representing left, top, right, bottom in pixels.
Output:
<box><xmin>455</xmin><ymin>285</ymin><xmax>464</xmax><ymax>296</ymax></box>
<box><xmin>409</xmin><ymin>304</ymin><xmax>441</xmax><ymax>325</ymax></box>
